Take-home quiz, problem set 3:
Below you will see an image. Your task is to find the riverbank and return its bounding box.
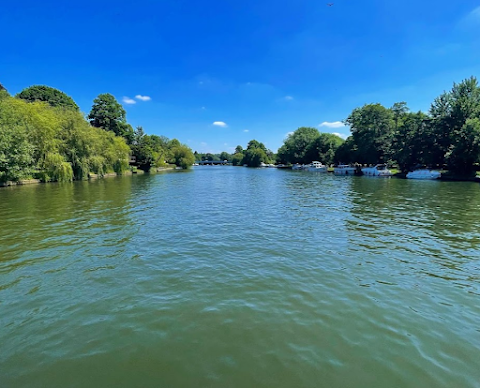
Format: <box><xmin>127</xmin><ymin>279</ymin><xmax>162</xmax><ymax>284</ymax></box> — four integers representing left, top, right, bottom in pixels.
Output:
<box><xmin>0</xmin><ymin>166</ymin><xmax>177</xmax><ymax>188</ymax></box>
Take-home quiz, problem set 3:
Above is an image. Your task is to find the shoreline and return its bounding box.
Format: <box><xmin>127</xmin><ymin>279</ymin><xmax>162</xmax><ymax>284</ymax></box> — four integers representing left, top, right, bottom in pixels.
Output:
<box><xmin>0</xmin><ymin>166</ymin><xmax>177</xmax><ymax>188</ymax></box>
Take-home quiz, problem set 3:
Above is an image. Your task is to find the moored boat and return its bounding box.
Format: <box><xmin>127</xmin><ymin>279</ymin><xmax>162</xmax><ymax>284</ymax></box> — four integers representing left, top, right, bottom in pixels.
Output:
<box><xmin>361</xmin><ymin>164</ymin><xmax>392</xmax><ymax>177</ymax></box>
<box><xmin>306</xmin><ymin>161</ymin><xmax>327</xmax><ymax>172</ymax></box>
<box><xmin>334</xmin><ymin>164</ymin><xmax>357</xmax><ymax>175</ymax></box>
<box><xmin>406</xmin><ymin>169</ymin><xmax>441</xmax><ymax>180</ymax></box>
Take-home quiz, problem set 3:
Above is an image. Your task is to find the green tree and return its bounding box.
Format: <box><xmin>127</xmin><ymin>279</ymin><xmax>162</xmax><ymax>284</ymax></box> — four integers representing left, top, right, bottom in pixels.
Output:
<box><xmin>277</xmin><ymin>127</ymin><xmax>320</xmax><ymax>164</ymax></box>
<box><xmin>446</xmin><ymin>118</ymin><xmax>480</xmax><ymax>174</ymax></box>
<box><xmin>305</xmin><ymin>133</ymin><xmax>344</xmax><ymax>165</ymax></box>
<box><xmin>231</xmin><ymin>153</ymin><xmax>244</xmax><ymax>166</ymax></box>
<box><xmin>392</xmin><ymin>111</ymin><xmax>433</xmax><ymax>172</ymax></box>
<box><xmin>169</xmin><ymin>144</ymin><xmax>195</xmax><ymax>169</ymax></box>
<box><xmin>345</xmin><ymin>104</ymin><xmax>395</xmax><ymax>164</ymax></box>
<box><xmin>219</xmin><ymin>151</ymin><xmax>231</xmax><ymax>161</ymax></box>
<box><xmin>242</xmin><ymin>139</ymin><xmax>270</xmax><ymax>167</ymax></box>
<box><xmin>429</xmin><ymin>76</ymin><xmax>480</xmax><ymax>171</ymax></box>
<box><xmin>0</xmin><ymin>98</ymin><xmax>35</xmax><ymax>181</ymax></box>
<box><xmin>88</xmin><ymin>93</ymin><xmax>134</xmax><ymax>143</ymax></box>
<box><xmin>234</xmin><ymin>145</ymin><xmax>244</xmax><ymax>154</ymax></box>
<box><xmin>334</xmin><ymin>136</ymin><xmax>358</xmax><ymax>164</ymax></box>
<box><xmin>16</xmin><ymin>85</ymin><xmax>79</xmax><ymax>111</ymax></box>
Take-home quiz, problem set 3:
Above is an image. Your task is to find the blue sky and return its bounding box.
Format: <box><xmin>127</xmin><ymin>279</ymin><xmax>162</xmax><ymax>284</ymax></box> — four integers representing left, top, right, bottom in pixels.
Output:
<box><xmin>2</xmin><ymin>0</ymin><xmax>480</xmax><ymax>153</ymax></box>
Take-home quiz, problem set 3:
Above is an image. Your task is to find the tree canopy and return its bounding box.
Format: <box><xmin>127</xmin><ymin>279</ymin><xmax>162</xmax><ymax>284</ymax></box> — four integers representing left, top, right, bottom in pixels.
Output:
<box><xmin>16</xmin><ymin>85</ymin><xmax>79</xmax><ymax>111</ymax></box>
<box><xmin>88</xmin><ymin>93</ymin><xmax>134</xmax><ymax>144</ymax></box>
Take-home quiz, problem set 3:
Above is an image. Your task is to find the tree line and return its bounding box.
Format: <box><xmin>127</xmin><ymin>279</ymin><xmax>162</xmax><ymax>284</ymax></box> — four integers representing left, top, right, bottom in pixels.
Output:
<box><xmin>223</xmin><ymin>76</ymin><xmax>480</xmax><ymax>174</ymax></box>
<box><xmin>0</xmin><ymin>84</ymin><xmax>195</xmax><ymax>183</ymax></box>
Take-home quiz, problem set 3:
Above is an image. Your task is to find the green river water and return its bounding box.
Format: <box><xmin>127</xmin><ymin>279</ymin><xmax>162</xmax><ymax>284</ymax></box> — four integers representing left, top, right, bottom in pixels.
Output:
<box><xmin>1</xmin><ymin>167</ymin><xmax>479</xmax><ymax>387</ymax></box>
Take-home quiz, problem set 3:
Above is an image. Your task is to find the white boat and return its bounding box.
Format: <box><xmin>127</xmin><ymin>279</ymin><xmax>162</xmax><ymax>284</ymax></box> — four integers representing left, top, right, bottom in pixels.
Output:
<box><xmin>361</xmin><ymin>164</ymin><xmax>392</xmax><ymax>177</ymax></box>
<box><xmin>334</xmin><ymin>164</ymin><xmax>357</xmax><ymax>175</ymax></box>
<box><xmin>306</xmin><ymin>161</ymin><xmax>327</xmax><ymax>172</ymax></box>
<box><xmin>406</xmin><ymin>169</ymin><xmax>441</xmax><ymax>180</ymax></box>
<box><xmin>292</xmin><ymin>164</ymin><xmax>303</xmax><ymax>170</ymax></box>
<box><xmin>259</xmin><ymin>162</ymin><xmax>268</xmax><ymax>167</ymax></box>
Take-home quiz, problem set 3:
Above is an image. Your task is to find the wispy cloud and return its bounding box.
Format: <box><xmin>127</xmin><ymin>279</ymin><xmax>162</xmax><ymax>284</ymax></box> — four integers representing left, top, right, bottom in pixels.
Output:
<box><xmin>319</xmin><ymin>121</ymin><xmax>344</xmax><ymax>128</ymax></box>
<box><xmin>201</xmin><ymin>106</ymin><xmax>206</xmax><ymax>110</ymax></box>
<box><xmin>284</xmin><ymin>95</ymin><xmax>294</xmax><ymax>101</ymax></box>
<box><xmin>459</xmin><ymin>6</ymin><xmax>480</xmax><ymax>28</ymax></box>
<box><xmin>213</xmin><ymin>121</ymin><xmax>227</xmax><ymax>127</ymax></box>
<box><xmin>466</xmin><ymin>6</ymin><xmax>480</xmax><ymax>22</ymax></box>
<box><xmin>135</xmin><ymin>95</ymin><xmax>151</xmax><ymax>101</ymax></box>
<box><xmin>332</xmin><ymin>132</ymin><xmax>348</xmax><ymax>140</ymax></box>
<box><xmin>243</xmin><ymin>129</ymin><xmax>249</xmax><ymax>133</ymax></box>
<box><xmin>122</xmin><ymin>97</ymin><xmax>136</xmax><ymax>105</ymax></box>
<box><xmin>285</xmin><ymin>131</ymin><xmax>294</xmax><ymax>138</ymax></box>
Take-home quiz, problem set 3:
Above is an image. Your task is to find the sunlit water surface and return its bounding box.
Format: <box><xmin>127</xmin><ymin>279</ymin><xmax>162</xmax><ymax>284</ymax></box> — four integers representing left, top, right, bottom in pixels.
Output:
<box><xmin>1</xmin><ymin>167</ymin><xmax>480</xmax><ymax>387</ymax></box>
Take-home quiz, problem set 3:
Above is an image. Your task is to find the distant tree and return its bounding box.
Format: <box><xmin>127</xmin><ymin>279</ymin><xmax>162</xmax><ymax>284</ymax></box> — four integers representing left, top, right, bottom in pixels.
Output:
<box><xmin>219</xmin><ymin>151</ymin><xmax>231</xmax><ymax>161</ymax></box>
<box><xmin>169</xmin><ymin>144</ymin><xmax>195</xmax><ymax>169</ymax></box>
<box><xmin>345</xmin><ymin>104</ymin><xmax>395</xmax><ymax>164</ymax></box>
<box><xmin>305</xmin><ymin>133</ymin><xmax>344</xmax><ymax>165</ymax></box>
<box><xmin>88</xmin><ymin>93</ymin><xmax>134</xmax><ymax>143</ymax></box>
<box><xmin>334</xmin><ymin>136</ymin><xmax>358</xmax><ymax>164</ymax></box>
<box><xmin>231</xmin><ymin>152</ymin><xmax>244</xmax><ymax>166</ymax></box>
<box><xmin>392</xmin><ymin>111</ymin><xmax>433</xmax><ymax>172</ymax></box>
<box><xmin>390</xmin><ymin>102</ymin><xmax>409</xmax><ymax>131</ymax></box>
<box><xmin>277</xmin><ymin>127</ymin><xmax>320</xmax><ymax>164</ymax></box>
<box><xmin>446</xmin><ymin>118</ymin><xmax>480</xmax><ymax>174</ymax></box>
<box><xmin>16</xmin><ymin>85</ymin><xmax>79</xmax><ymax>111</ymax></box>
<box><xmin>429</xmin><ymin>76</ymin><xmax>480</xmax><ymax>172</ymax></box>
<box><xmin>234</xmin><ymin>145</ymin><xmax>244</xmax><ymax>154</ymax></box>
<box><xmin>0</xmin><ymin>82</ymin><xmax>5</xmax><ymax>91</ymax></box>
<box><xmin>242</xmin><ymin>139</ymin><xmax>270</xmax><ymax>167</ymax></box>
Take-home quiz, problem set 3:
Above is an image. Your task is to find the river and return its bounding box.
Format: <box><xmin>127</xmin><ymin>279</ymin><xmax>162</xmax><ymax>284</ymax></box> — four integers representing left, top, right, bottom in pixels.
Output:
<box><xmin>1</xmin><ymin>167</ymin><xmax>479</xmax><ymax>387</ymax></box>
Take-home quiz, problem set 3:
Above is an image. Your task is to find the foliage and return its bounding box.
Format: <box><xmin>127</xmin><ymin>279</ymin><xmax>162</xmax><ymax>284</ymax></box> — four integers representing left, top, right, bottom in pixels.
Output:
<box><xmin>169</xmin><ymin>144</ymin><xmax>195</xmax><ymax>169</ymax></box>
<box><xmin>0</xmin><ymin>93</ymin><xmax>131</xmax><ymax>182</ymax></box>
<box><xmin>131</xmin><ymin>127</ymin><xmax>170</xmax><ymax>171</ymax></box>
<box><xmin>277</xmin><ymin>127</ymin><xmax>320</xmax><ymax>164</ymax></box>
<box><xmin>219</xmin><ymin>151</ymin><xmax>231</xmax><ymax>161</ymax></box>
<box><xmin>0</xmin><ymin>98</ymin><xmax>35</xmax><ymax>182</ymax></box>
<box><xmin>231</xmin><ymin>152</ymin><xmax>244</xmax><ymax>166</ymax></box>
<box><xmin>305</xmin><ymin>133</ymin><xmax>344</xmax><ymax>165</ymax></box>
<box><xmin>242</xmin><ymin>139</ymin><xmax>271</xmax><ymax>167</ymax></box>
<box><xmin>41</xmin><ymin>152</ymin><xmax>74</xmax><ymax>182</ymax></box>
<box><xmin>88</xmin><ymin>93</ymin><xmax>134</xmax><ymax>144</ymax></box>
<box><xmin>345</xmin><ymin>104</ymin><xmax>395</xmax><ymax>164</ymax></box>
<box><xmin>16</xmin><ymin>85</ymin><xmax>79</xmax><ymax>111</ymax></box>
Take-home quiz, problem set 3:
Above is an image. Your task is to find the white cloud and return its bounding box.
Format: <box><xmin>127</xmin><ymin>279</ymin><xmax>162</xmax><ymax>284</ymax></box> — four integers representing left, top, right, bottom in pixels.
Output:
<box><xmin>319</xmin><ymin>121</ymin><xmax>345</xmax><ymax>128</ymax></box>
<box><xmin>243</xmin><ymin>129</ymin><xmax>249</xmax><ymax>133</ymax></box>
<box><xmin>135</xmin><ymin>95</ymin><xmax>151</xmax><ymax>101</ymax></box>
<box><xmin>213</xmin><ymin>121</ymin><xmax>227</xmax><ymax>127</ymax></box>
<box><xmin>284</xmin><ymin>95</ymin><xmax>293</xmax><ymax>101</ymax></box>
<box><xmin>122</xmin><ymin>97</ymin><xmax>136</xmax><ymax>105</ymax></box>
<box><xmin>332</xmin><ymin>132</ymin><xmax>348</xmax><ymax>140</ymax></box>
<box><xmin>201</xmin><ymin>106</ymin><xmax>206</xmax><ymax>110</ymax></box>
<box><xmin>200</xmin><ymin>142</ymin><xmax>208</xmax><ymax>146</ymax></box>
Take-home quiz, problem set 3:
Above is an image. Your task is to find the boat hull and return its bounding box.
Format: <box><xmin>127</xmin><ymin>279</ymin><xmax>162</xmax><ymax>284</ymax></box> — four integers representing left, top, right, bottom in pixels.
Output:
<box><xmin>406</xmin><ymin>170</ymin><xmax>441</xmax><ymax>180</ymax></box>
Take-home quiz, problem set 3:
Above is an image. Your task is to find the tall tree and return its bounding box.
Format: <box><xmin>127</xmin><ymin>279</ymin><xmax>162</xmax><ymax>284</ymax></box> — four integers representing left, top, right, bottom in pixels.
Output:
<box><xmin>305</xmin><ymin>133</ymin><xmax>344</xmax><ymax>165</ymax></box>
<box><xmin>242</xmin><ymin>139</ymin><xmax>271</xmax><ymax>167</ymax></box>
<box><xmin>16</xmin><ymin>85</ymin><xmax>79</xmax><ymax>111</ymax></box>
<box><xmin>345</xmin><ymin>104</ymin><xmax>395</xmax><ymax>164</ymax></box>
<box><xmin>277</xmin><ymin>127</ymin><xmax>320</xmax><ymax>164</ymax></box>
<box><xmin>88</xmin><ymin>93</ymin><xmax>134</xmax><ymax>143</ymax></box>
